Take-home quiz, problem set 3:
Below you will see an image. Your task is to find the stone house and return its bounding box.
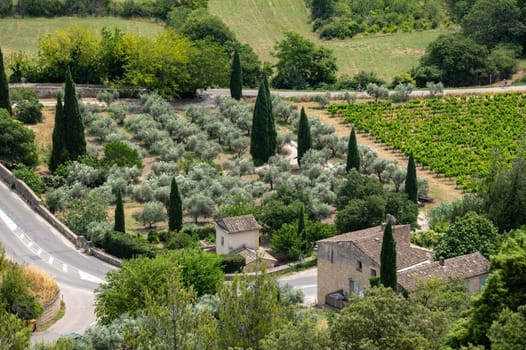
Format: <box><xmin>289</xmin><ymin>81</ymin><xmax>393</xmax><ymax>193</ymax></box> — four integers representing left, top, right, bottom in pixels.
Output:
<box><xmin>398</xmin><ymin>252</ymin><xmax>489</xmax><ymax>294</ymax></box>
<box><xmin>317</xmin><ymin>224</ymin><xmax>489</xmax><ymax>308</ymax></box>
<box><xmin>215</xmin><ymin>214</ymin><xmax>261</xmax><ymax>255</ymax></box>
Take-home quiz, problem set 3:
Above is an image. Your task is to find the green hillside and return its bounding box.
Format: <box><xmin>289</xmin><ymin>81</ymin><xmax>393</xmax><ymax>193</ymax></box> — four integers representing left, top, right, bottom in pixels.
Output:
<box><xmin>0</xmin><ymin>17</ymin><xmax>164</xmax><ymax>55</ymax></box>
<box><xmin>209</xmin><ymin>0</ymin><xmax>451</xmax><ymax>81</ymax></box>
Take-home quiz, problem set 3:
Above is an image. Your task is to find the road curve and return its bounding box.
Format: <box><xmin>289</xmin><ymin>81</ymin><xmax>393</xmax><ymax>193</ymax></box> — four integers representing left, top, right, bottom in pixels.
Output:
<box><xmin>0</xmin><ymin>180</ymin><xmax>115</xmax><ymax>342</ymax></box>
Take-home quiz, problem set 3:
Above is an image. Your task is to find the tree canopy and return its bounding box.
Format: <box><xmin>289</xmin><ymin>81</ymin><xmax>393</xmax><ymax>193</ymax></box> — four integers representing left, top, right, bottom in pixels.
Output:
<box><xmin>0</xmin><ymin>109</ymin><xmax>38</xmax><ymax>167</ymax></box>
<box><xmin>272</xmin><ymin>32</ymin><xmax>337</xmax><ymax>89</ymax></box>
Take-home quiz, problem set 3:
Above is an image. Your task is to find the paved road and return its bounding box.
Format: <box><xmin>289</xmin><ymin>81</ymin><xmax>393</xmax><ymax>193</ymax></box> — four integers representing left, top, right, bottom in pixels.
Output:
<box><xmin>206</xmin><ymin>85</ymin><xmax>526</xmax><ymax>98</ymax></box>
<box><xmin>278</xmin><ymin>267</ymin><xmax>317</xmax><ymax>306</ymax></box>
<box><xmin>0</xmin><ymin>180</ymin><xmax>114</xmax><ymax>342</ymax></box>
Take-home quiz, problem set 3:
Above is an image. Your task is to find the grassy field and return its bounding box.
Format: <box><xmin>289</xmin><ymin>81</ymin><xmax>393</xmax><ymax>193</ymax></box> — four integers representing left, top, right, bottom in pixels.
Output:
<box><xmin>0</xmin><ymin>17</ymin><xmax>164</xmax><ymax>55</ymax></box>
<box><xmin>209</xmin><ymin>0</ymin><xmax>453</xmax><ymax>82</ymax></box>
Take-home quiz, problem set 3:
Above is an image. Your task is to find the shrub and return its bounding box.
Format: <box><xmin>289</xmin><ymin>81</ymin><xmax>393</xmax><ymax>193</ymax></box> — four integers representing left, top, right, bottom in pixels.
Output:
<box><xmin>220</xmin><ymin>254</ymin><xmax>246</xmax><ymax>273</ymax></box>
<box><xmin>165</xmin><ymin>231</ymin><xmax>195</xmax><ymax>249</ymax></box>
<box><xmin>12</xmin><ymin>164</ymin><xmax>43</xmax><ymax>196</ymax></box>
<box><xmin>104</xmin><ymin>140</ymin><xmax>143</xmax><ymax>169</ymax></box>
<box><xmin>391</xmin><ymin>83</ymin><xmax>414</xmax><ymax>102</ymax></box>
<box><xmin>100</xmin><ymin>231</ymin><xmax>155</xmax><ymax>259</ymax></box>
<box><xmin>13</xmin><ymin>99</ymin><xmax>43</xmax><ymax>124</ymax></box>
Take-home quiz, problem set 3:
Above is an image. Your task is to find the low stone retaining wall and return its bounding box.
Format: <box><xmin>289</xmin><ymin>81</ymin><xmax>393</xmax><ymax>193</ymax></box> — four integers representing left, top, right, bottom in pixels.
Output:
<box><xmin>0</xmin><ymin>163</ymin><xmax>121</xmax><ymax>267</ymax></box>
<box><xmin>35</xmin><ymin>291</ymin><xmax>61</xmax><ymax>329</ymax></box>
<box><xmin>9</xmin><ymin>83</ymin><xmax>107</xmax><ymax>99</ymax></box>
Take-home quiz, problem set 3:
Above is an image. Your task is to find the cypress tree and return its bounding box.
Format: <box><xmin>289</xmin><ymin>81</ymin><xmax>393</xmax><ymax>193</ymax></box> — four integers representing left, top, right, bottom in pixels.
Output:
<box><xmin>297</xmin><ymin>107</ymin><xmax>312</xmax><ymax>166</ymax></box>
<box><xmin>263</xmin><ymin>75</ymin><xmax>277</xmax><ymax>159</ymax></box>
<box><xmin>114</xmin><ymin>190</ymin><xmax>125</xmax><ymax>233</ymax></box>
<box><xmin>380</xmin><ymin>220</ymin><xmax>397</xmax><ymax>291</ymax></box>
<box><xmin>346</xmin><ymin>127</ymin><xmax>360</xmax><ymax>172</ymax></box>
<box><xmin>230</xmin><ymin>50</ymin><xmax>243</xmax><ymax>100</ymax></box>
<box><xmin>49</xmin><ymin>94</ymin><xmax>65</xmax><ymax>172</ymax></box>
<box><xmin>250</xmin><ymin>79</ymin><xmax>271</xmax><ymax>165</ymax></box>
<box><xmin>0</xmin><ymin>48</ymin><xmax>11</xmax><ymax>115</ymax></box>
<box><xmin>63</xmin><ymin>68</ymin><xmax>86</xmax><ymax>161</ymax></box>
<box><xmin>405</xmin><ymin>151</ymin><xmax>418</xmax><ymax>203</ymax></box>
<box><xmin>168</xmin><ymin>177</ymin><xmax>183</xmax><ymax>231</ymax></box>
<box><xmin>297</xmin><ymin>204</ymin><xmax>307</xmax><ymax>253</ymax></box>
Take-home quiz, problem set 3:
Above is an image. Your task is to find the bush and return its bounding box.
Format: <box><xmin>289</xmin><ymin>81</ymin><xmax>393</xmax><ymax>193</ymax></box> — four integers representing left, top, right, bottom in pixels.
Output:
<box><xmin>103</xmin><ymin>140</ymin><xmax>143</xmax><ymax>169</ymax></box>
<box><xmin>100</xmin><ymin>231</ymin><xmax>155</xmax><ymax>259</ymax></box>
<box><xmin>132</xmin><ymin>201</ymin><xmax>167</xmax><ymax>228</ymax></box>
<box><xmin>12</xmin><ymin>164</ymin><xmax>44</xmax><ymax>196</ymax></box>
<box><xmin>220</xmin><ymin>254</ymin><xmax>246</xmax><ymax>273</ymax></box>
<box><xmin>14</xmin><ymin>99</ymin><xmax>43</xmax><ymax>124</ymax></box>
<box><xmin>165</xmin><ymin>231</ymin><xmax>196</xmax><ymax>249</ymax></box>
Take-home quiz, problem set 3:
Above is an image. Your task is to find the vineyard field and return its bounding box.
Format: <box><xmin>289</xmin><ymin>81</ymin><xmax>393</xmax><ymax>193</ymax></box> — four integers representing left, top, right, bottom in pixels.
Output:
<box><xmin>329</xmin><ymin>93</ymin><xmax>526</xmax><ymax>190</ymax></box>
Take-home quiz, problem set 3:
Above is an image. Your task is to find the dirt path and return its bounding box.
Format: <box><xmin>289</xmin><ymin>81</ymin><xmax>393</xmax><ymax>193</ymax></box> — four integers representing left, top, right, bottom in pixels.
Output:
<box><xmin>300</xmin><ymin>103</ymin><xmax>464</xmax><ymax>209</ymax></box>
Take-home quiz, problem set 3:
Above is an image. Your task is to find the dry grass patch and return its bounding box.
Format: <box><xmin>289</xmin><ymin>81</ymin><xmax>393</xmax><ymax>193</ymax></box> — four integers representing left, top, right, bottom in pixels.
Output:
<box><xmin>19</xmin><ymin>265</ymin><xmax>59</xmax><ymax>305</ymax></box>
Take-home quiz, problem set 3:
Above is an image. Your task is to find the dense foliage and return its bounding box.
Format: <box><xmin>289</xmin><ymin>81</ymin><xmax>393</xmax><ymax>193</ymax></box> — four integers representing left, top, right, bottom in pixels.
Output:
<box><xmin>307</xmin><ymin>0</ymin><xmax>447</xmax><ymax>39</ymax></box>
<box><xmin>0</xmin><ymin>48</ymin><xmax>11</xmax><ymax>115</ymax></box>
<box><xmin>329</xmin><ymin>93</ymin><xmax>526</xmax><ymax>190</ymax></box>
<box><xmin>380</xmin><ymin>221</ymin><xmax>397</xmax><ymax>290</ymax></box>
<box><xmin>0</xmin><ymin>109</ymin><xmax>38</xmax><ymax>168</ymax></box>
<box><xmin>271</xmin><ymin>32</ymin><xmax>337</xmax><ymax>89</ymax></box>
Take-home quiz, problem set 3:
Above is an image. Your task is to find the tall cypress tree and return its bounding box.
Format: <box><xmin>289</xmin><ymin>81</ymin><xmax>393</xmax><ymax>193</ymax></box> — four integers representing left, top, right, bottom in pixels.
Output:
<box><xmin>297</xmin><ymin>204</ymin><xmax>308</xmax><ymax>254</ymax></box>
<box><xmin>405</xmin><ymin>151</ymin><xmax>418</xmax><ymax>203</ymax></box>
<box><xmin>63</xmin><ymin>68</ymin><xmax>86</xmax><ymax>161</ymax></box>
<box><xmin>250</xmin><ymin>80</ymin><xmax>271</xmax><ymax>165</ymax></box>
<box><xmin>346</xmin><ymin>127</ymin><xmax>360</xmax><ymax>172</ymax></box>
<box><xmin>380</xmin><ymin>220</ymin><xmax>397</xmax><ymax>291</ymax></box>
<box><xmin>297</xmin><ymin>107</ymin><xmax>312</xmax><ymax>166</ymax></box>
<box><xmin>263</xmin><ymin>75</ymin><xmax>277</xmax><ymax>159</ymax></box>
<box><xmin>230</xmin><ymin>50</ymin><xmax>243</xmax><ymax>100</ymax></box>
<box><xmin>0</xmin><ymin>48</ymin><xmax>11</xmax><ymax>115</ymax></box>
<box><xmin>168</xmin><ymin>177</ymin><xmax>183</xmax><ymax>231</ymax></box>
<box><xmin>49</xmin><ymin>94</ymin><xmax>65</xmax><ymax>172</ymax></box>
<box><xmin>114</xmin><ymin>190</ymin><xmax>125</xmax><ymax>233</ymax></box>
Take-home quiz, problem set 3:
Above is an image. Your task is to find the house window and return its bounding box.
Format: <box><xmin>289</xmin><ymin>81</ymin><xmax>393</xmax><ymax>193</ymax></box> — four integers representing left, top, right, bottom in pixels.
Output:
<box><xmin>479</xmin><ymin>275</ymin><xmax>487</xmax><ymax>289</ymax></box>
<box><xmin>356</xmin><ymin>260</ymin><xmax>363</xmax><ymax>272</ymax></box>
<box><xmin>221</xmin><ymin>236</ymin><xmax>224</xmax><ymax>246</ymax></box>
<box><xmin>349</xmin><ymin>279</ymin><xmax>360</xmax><ymax>294</ymax></box>
<box><xmin>371</xmin><ymin>269</ymin><xmax>377</xmax><ymax>277</ymax></box>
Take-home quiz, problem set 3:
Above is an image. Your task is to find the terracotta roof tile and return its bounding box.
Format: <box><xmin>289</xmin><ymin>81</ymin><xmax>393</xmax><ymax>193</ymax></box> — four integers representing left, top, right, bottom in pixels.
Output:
<box><xmin>318</xmin><ymin>225</ymin><xmax>432</xmax><ymax>269</ymax></box>
<box><xmin>398</xmin><ymin>252</ymin><xmax>489</xmax><ymax>291</ymax></box>
<box><xmin>216</xmin><ymin>214</ymin><xmax>261</xmax><ymax>233</ymax></box>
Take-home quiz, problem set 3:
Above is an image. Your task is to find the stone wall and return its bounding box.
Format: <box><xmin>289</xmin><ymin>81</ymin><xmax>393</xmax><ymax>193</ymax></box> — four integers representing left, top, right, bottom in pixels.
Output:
<box><xmin>317</xmin><ymin>241</ymin><xmax>377</xmax><ymax>305</ymax></box>
<box><xmin>35</xmin><ymin>291</ymin><xmax>61</xmax><ymax>329</ymax></box>
<box><xmin>0</xmin><ymin>163</ymin><xmax>121</xmax><ymax>267</ymax></box>
<box><xmin>9</xmin><ymin>83</ymin><xmax>107</xmax><ymax>98</ymax></box>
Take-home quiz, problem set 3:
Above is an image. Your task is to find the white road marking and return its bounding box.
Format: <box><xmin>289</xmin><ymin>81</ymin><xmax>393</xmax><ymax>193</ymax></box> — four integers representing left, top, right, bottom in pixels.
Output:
<box><xmin>27</xmin><ymin>241</ymin><xmax>33</xmax><ymax>248</ymax></box>
<box><xmin>48</xmin><ymin>256</ymin><xmax>54</xmax><ymax>264</ymax></box>
<box><xmin>79</xmin><ymin>270</ymin><xmax>104</xmax><ymax>284</ymax></box>
<box><xmin>37</xmin><ymin>248</ymin><xmax>42</xmax><ymax>256</ymax></box>
<box><xmin>62</xmin><ymin>264</ymin><xmax>68</xmax><ymax>273</ymax></box>
<box><xmin>0</xmin><ymin>208</ymin><xmax>18</xmax><ymax>231</ymax></box>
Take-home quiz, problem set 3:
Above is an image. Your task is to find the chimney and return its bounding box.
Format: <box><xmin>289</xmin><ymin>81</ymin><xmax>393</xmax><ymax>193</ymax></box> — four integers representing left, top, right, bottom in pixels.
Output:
<box><xmin>439</xmin><ymin>256</ymin><xmax>445</xmax><ymax>266</ymax></box>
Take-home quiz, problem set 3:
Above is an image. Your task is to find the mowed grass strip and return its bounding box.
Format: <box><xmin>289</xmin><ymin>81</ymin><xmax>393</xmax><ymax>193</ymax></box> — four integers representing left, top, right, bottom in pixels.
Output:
<box><xmin>209</xmin><ymin>0</ymin><xmax>452</xmax><ymax>81</ymax></box>
<box><xmin>0</xmin><ymin>17</ymin><xmax>165</xmax><ymax>55</ymax></box>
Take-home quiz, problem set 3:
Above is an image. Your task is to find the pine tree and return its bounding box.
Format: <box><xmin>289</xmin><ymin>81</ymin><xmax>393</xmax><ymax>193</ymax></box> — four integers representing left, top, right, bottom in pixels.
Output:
<box><xmin>250</xmin><ymin>78</ymin><xmax>273</xmax><ymax>165</ymax></box>
<box><xmin>346</xmin><ymin>127</ymin><xmax>360</xmax><ymax>172</ymax></box>
<box><xmin>49</xmin><ymin>94</ymin><xmax>65</xmax><ymax>172</ymax></box>
<box><xmin>380</xmin><ymin>220</ymin><xmax>397</xmax><ymax>291</ymax></box>
<box><xmin>168</xmin><ymin>177</ymin><xmax>183</xmax><ymax>231</ymax></box>
<box><xmin>63</xmin><ymin>68</ymin><xmax>86</xmax><ymax>161</ymax></box>
<box><xmin>230</xmin><ymin>50</ymin><xmax>243</xmax><ymax>100</ymax></box>
<box><xmin>405</xmin><ymin>151</ymin><xmax>418</xmax><ymax>203</ymax></box>
<box><xmin>297</xmin><ymin>107</ymin><xmax>312</xmax><ymax>166</ymax></box>
<box><xmin>0</xmin><ymin>48</ymin><xmax>11</xmax><ymax>115</ymax></box>
<box><xmin>114</xmin><ymin>190</ymin><xmax>125</xmax><ymax>233</ymax></box>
